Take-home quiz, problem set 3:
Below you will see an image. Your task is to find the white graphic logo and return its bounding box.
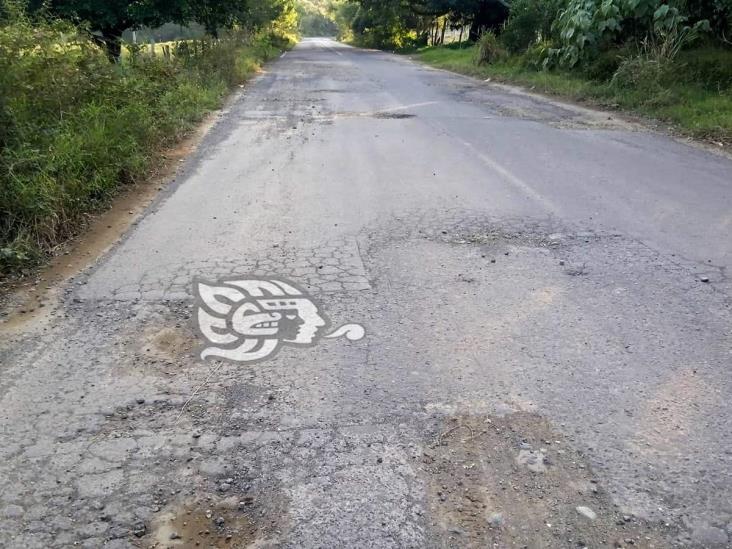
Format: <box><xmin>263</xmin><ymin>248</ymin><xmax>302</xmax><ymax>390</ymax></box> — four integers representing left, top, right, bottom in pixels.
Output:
<box><xmin>194</xmin><ymin>277</ymin><xmax>365</xmax><ymax>363</ymax></box>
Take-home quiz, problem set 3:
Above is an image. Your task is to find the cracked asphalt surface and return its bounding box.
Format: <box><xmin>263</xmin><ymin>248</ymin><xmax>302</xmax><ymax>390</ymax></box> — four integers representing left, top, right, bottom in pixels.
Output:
<box><xmin>1</xmin><ymin>38</ymin><xmax>732</xmax><ymax>548</ymax></box>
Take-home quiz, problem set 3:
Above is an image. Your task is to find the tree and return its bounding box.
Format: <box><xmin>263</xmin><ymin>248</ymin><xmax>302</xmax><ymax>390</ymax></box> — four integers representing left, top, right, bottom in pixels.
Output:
<box><xmin>342</xmin><ymin>0</ymin><xmax>510</xmax><ymax>46</ymax></box>
<box><xmin>27</xmin><ymin>0</ymin><xmax>268</xmax><ymax>61</ymax></box>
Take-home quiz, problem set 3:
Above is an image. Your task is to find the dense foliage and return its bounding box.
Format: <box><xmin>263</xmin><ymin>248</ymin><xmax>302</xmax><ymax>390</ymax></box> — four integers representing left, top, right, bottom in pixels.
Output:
<box><xmin>335</xmin><ymin>0</ymin><xmax>731</xmax><ymax>62</ymax></box>
<box><xmin>500</xmin><ymin>0</ymin><xmax>564</xmax><ymax>52</ymax></box>
<box><xmin>0</xmin><ymin>2</ymin><xmax>295</xmax><ymax>273</ymax></box>
<box><xmin>334</xmin><ymin>0</ymin><xmax>731</xmax><ymax>151</ymax></box>
<box><xmin>26</xmin><ymin>0</ymin><xmax>296</xmax><ymax>59</ymax></box>
<box><xmin>334</xmin><ymin>0</ymin><xmax>510</xmax><ymax>49</ymax></box>
<box><xmin>297</xmin><ymin>0</ymin><xmax>338</xmax><ymax>35</ymax></box>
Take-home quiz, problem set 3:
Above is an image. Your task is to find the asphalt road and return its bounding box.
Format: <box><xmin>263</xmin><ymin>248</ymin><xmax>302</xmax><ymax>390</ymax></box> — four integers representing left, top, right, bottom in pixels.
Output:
<box><xmin>1</xmin><ymin>38</ymin><xmax>731</xmax><ymax>548</ymax></box>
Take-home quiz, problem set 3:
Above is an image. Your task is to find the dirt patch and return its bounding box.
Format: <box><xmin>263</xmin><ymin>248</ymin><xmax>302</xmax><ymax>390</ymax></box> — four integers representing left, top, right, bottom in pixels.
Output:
<box><xmin>422</xmin><ymin>412</ymin><xmax>674</xmax><ymax>548</ymax></box>
<box><xmin>149</xmin><ymin>498</ymin><xmax>270</xmax><ymax>548</ymax></box>
<box><xmin>141</xmin><ymin>326</ymin><xmax>197</xmax><ymax>363</ymax></box>
<box><xmin>119</xmin><ymin>322</ymin><xmax>199</xmax><ymax>380</ymax></box>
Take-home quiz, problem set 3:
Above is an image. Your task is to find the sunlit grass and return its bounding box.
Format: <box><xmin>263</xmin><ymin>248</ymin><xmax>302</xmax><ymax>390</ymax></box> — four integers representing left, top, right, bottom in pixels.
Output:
<box><xmin>416</xmin><ymin>45</ymin><xmax>732</xmax><ymax>144</ymax></box>
<box><xmin>1</xmin><ymin>23</ymin><xmax>289</xmax><ymax>274</ymax></box>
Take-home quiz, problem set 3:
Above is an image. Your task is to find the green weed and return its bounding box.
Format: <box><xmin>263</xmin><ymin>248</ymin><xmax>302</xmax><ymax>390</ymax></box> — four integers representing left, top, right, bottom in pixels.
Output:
<box><xmin>416</xmin><ymin>44</ymin><xmax>732</xmax><ymax>145</ymax></box>
<box><xmin>0</xmin><ymin>15</ymin><xmax>289</xmax><ymax>275</ymax></box>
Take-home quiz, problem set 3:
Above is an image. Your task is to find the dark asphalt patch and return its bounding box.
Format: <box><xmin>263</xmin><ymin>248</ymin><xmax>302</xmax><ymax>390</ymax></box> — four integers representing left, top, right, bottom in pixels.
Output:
<box><xmin>371</xmin><ymin>112</ymin><xmax>416</xmax><ymax>119</ymax></box>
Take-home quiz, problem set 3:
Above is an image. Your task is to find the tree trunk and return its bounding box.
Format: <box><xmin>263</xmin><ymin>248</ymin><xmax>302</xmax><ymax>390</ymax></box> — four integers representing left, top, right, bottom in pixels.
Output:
<box><xmin>468</xmin><ymin>20</ymin><xmax>482</xmax><ymax>42</ymax></box>
<box><xmin>458</xmin><ymin>26</ymin><xmax>464</xmax><ymax>47</ymax></box>
<box><xmin>440</xmin><ymin>20</ymin><xmax>447</xmax><ymax>45</ymax></box>
<box><xmin>95</xmin><ymin>27</ymin><xmax>125</xmax><ymax>63</ymax></box>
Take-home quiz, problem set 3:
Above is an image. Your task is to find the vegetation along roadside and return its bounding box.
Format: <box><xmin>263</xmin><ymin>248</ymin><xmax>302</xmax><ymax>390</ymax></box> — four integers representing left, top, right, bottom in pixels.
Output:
<box><xmin>0</xmin><ymin>0</ymin><xmax>297</xmax><ymax>275</ymax></box>
<box><xmin>333</xmin><ymin>0</ymin><xmax>732</xmax><ymax>147</ymax></box>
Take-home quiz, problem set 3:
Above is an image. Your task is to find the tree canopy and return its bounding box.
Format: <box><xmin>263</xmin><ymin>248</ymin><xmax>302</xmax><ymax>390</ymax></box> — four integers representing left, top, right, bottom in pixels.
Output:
<box><xmin>335</xmin><ymin>0</ymin><xmax>509</xmax><ymax>47</ymax></box>
<box><xmin>27</xmin><ymin>0</ymin><xmax>293</xmax><ymax>59</ymax></box>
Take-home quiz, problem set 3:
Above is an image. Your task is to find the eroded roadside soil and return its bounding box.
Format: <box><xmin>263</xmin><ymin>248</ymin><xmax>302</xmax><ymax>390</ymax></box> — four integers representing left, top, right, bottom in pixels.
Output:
<box><xmin>0</xmin><ymin>106</ymin><xmax>222</xmax><ymax>332</ymax></box>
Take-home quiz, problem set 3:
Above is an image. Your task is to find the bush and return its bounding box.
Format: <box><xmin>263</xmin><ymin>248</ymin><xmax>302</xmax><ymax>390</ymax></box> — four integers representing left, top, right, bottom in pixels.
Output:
<box><xmin>0</xmin><ymin>15</ymin><xmax>286</xmax><ymax>274</ymax></box>
<box><xmin>519</xmin><ymin>40</ymin><xmax>555</xmax><ymax>69</ymax></box>
<box><xmin>475</xmin><ymin>31</ymin><xmax>506</xmax><ymax>64</ymax></box>
<box><xmin>553</xmin><ymin>0</ymin><xmax>712</xmax><ymax>66</ymax></box>
<box><xmin>675</xmin><ymin>46</ymin><xmax>732</xmax><ymax>90</ymax></box>
<box><xmin>501</xmin><ymin>0</ymin><xmax>566</xmax><ymax>53</ymax></box>
<box><xmin>582</xmin><ymin>46</ymin><xmax>630</xmax><ymax>80</ymax></box>
<box><xmin>611</xmin><ymin>54</ymin><xmax>675</xmax><ymax>104</ymax></box>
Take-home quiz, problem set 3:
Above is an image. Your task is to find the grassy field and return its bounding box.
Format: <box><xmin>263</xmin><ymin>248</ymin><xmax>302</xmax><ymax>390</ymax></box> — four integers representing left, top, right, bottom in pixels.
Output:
<box><xmin>1</xmin><ymin>22</ymin><xmax>291</xmax><ymax>275</ymax></box>
<box><xmin>416</xmin><ymin>45</ymin><xmax>732</xmax><ymax>145</ymax></box>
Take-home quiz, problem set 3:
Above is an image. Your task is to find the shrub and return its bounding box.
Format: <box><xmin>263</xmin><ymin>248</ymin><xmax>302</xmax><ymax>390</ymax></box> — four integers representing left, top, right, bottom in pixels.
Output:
<box><xmin>676</xmin><ymin>46</ymin><xmax>732</xmax><ymax>90</ymax></box>
<box><xmin>553</xmin><ymin>0</ymin><xmax>711</xmax><ymax>66</ymax></box>
<box><xmin>475</xmin><ymin>31</ymin><xmax>506</xmax><ymax>64</ymax></box>
<box><xmin>501</xmin><ymin>0</ymin><xmax>566</xmax><ymax>53</ymax></box>
<box><xmin>0</xmin><ymin>14</ymin><xmax>286</xmax><ymax>274</ymax></box>
<box><xmin>582</xmin><ymin>45</ymin><xmax>629</xmax><ymax>80</ymax></box>
<box><xmin>519</xmin><ymin>40</ymin><xmax>555</xmax><ymax>69</ymax></box>
<box><xmin>611</xmin><ymin>53</ymin><xmax>675</xmax><ymax>105</ymax></box>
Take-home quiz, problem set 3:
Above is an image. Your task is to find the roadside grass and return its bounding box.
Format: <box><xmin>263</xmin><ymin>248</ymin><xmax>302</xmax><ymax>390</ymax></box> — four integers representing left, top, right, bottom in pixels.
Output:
<box><xmin>0</xmin><ymin>18</ymin><xmax>291</xmax><ymax>275</ymax></box>
<box><xmin>416</xmin><ymin>45</ymin><xmax>732</xmax><ymax>145</ymax></box>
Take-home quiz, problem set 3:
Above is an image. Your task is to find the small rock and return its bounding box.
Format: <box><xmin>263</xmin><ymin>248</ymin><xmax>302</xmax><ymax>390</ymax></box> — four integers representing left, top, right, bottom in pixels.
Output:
<box><xmin>517</xmin><ymin>449</ymin><xmax>547</xmax><ymax>473</ymax></box>
<box><xmin>215</xmin><ymin>516</ymin><xmax>225</xmax><ymax>526</ymax></box>
<box><xmin>559</xmin><ymin>260</ymin><xmax>565</xmax><ymax>266</ymax></box>
<box><xmin>219</xmin><ymin>482</ymin><xmax>231</xmax><ymax>492</ymax></box>
<box><xmin>576</xmin><ymin>506</ymin><xmax>597</xmax><ymax>520</ymax></box>
<box><xmin>192</xmin><ymin>432</ymin><xmax>201</xmax><ymax>439</ymax></box>
<box><xmin>169</xmin><ymin>531</ymin><xmax>181</xmax><ymax>540</ymax></box>
<box><xmin>376</xmin><ymin>457</ymin><xmax>383</xmax><ymax>464</ymax></box>
<box><xmin>488</xmin><ymin>512</ymin><xmax>504</xmax><ymax>528</ymax></box>
<box><xmin>136</xmin><ymin>398</ymin><xmax>145</xmax><ymax>405</ymax></box>
<box><xmin>700</xmin><ymin>276</ymin><xmax>710</xmax><ymax>283</ymax></box>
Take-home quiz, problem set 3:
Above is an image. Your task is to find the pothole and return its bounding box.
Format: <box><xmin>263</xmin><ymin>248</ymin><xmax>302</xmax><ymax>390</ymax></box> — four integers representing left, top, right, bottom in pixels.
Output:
<box><xmin>422</xmin><ymin>413</ymin><xmax>674</xmax><ymax>548</ymax></box>
<box><xmin>141</xmin><ymin>326</ymin><xmax>196</xmax><ymax>363</ymax></box>
<box><xmin>149</xmin><ymin>498</ymin><xmax>266</xmax><ymax>548</ymax></box>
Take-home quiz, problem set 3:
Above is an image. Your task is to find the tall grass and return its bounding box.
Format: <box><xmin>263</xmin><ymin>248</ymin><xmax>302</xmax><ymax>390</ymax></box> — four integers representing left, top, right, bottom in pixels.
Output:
<box><xmin>0</xmin><ymin>14</ymin><xmax>288</xmax><ymax>274</ymax></box>
<box><xmin>417</xmin><ymin>44</ymin><xmax>732</xmax><ymax>145</ymax></box>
